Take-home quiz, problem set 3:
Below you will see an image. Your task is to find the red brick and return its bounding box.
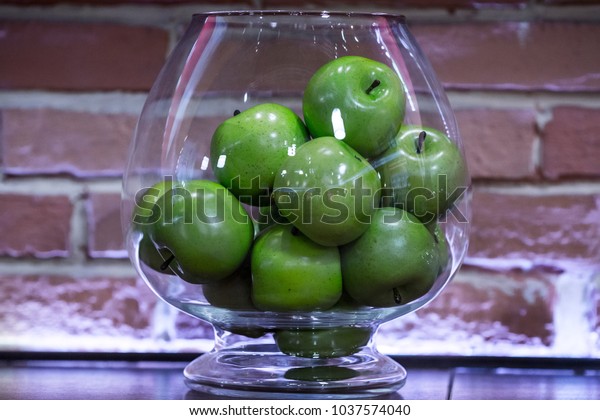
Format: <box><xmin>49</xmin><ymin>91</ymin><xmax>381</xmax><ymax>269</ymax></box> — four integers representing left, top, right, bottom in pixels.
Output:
<box><xmin>412</xmin><ymin>22</ymin><xmax>600</xmax><ymax>92</ymax></box>
<box><xmin>0</xmin><ymin>275</ymin><xmax>157</xmax><ymax>346</ymax></box>
<box><xmin>87</xmin><ymin>193</ymin><xmax>126</xmax><ymax>259</ymax></box>
<box><xmin>457</xmin><ymin>108</ymin><xmax>537</xmax><ymax>180</ymax></box>
<box><xmin>381</xmin><ymin>267</ymin><xmax>556</xmax><ymax>349</ymax></box>
<box><xmin>0</xmin><ymin>194</ymin><xmax>72</xmax><ymax>258</ymax></box>
<box><xmin>467</xmin><ymin>190</ymin><xmax>600</xmax><ymax>270</ymax></box>
<box><xmin>2</xmin><ymin>108</ymin><xmax>137</xmax><ymax>178</ymax></box>
<box><xmin>542</xmin><ymin>106</ymin><xmax>600</xmax><ymax>179</ymax></box>
<box><xmin>0</xmin><ymin>21</ymin><xmax>168</xmax><ymax>91</ymax></box>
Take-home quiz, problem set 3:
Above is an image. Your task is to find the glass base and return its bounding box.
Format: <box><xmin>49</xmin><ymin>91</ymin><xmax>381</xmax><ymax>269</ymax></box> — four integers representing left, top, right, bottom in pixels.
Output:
<box><xmin>183</xmin><ymin>333</ymin><xmax>407</xmax><ymax>399</ymax></box>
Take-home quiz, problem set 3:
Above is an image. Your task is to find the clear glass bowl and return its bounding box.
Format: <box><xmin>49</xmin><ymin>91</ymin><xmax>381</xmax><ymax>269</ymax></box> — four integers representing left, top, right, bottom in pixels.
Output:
<box><xmin>121</xmin><ymin>10</ymin><xmax>471</xmax><ymax>399</ymax></box>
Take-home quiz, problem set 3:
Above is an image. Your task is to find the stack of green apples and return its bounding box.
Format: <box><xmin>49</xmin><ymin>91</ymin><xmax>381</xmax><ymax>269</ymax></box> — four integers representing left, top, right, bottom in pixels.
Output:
<box><xmin>133</xmin><ymin>56</ymin><xmax>468</xmax><ymax>358</ymax></box>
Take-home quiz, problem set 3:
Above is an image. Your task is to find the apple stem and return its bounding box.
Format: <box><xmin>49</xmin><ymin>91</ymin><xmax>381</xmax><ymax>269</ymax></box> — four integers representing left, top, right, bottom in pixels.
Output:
<box><xmin>233</xmin><ymin>109</ymin><xmax>241</xmax><ymax>116</ymax></box>
<box><xmin>393</xmin><ymin>288</ymin><xmax>402</xmax><ymax>304</ymax></box>
<box><xmin>160</xmin><ymin>254</ymin><xmax>175</xmax><ymax>271</ymax></box>
<box><xmin>291</xmin><ymin>226</ymin><xmax>300</xmax><ymax>236</ymax></box>
<box><xmin>416</xmin><ymin>131</ymin><xmax>426</xmax><ymax>154</ymax></box>
<box><xmin>366</xmin><ymin>79</ymin><xmax>381</xmax><ymax>95</ymax></box>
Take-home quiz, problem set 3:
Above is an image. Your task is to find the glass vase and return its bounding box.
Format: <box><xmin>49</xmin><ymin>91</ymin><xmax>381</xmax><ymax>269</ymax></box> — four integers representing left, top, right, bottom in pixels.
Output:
<box><xmin>122</xmin><ymin>10</ymin><xmax>471</xmax><ymax>398</ymax></box>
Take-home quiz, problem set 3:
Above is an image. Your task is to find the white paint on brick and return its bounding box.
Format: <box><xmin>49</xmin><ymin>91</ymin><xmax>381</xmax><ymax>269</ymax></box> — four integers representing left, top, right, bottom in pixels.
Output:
<box><xmin>379</xmin><ymin>312</ymin><xmax>555</xmax><ymax>357</ymax></box>
<box><xmin>151</xmin><ymin>301</ymin><xmax>180</xmax><ymax>342</ymax></box>
<box><xmin>591</xmin><ymin>272</ymin><xmax>600</xmax><ymax>357</ymax></box>
<box><xmin>536</xmin><ymin>105</ymin><xmax>554</xmax><ymax>129</ymax></box>
<box><xmin>465</xmin><ymin>255</ymin><xmax>600</xmax><ymax>275</ymax></box>
<box><xmin>552</xmin><ymin>271</ymin><xmax>595</xmax><ymax>357</ymax></box>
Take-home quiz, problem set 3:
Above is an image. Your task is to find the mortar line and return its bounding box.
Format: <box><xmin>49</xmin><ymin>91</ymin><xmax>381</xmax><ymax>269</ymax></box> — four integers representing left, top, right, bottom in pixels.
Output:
<box><xmin>0</xmin><ymin>259</ymin><xmax>137</xmax><ymax>278</ymax></box>
<box><xmin>69</xmin><ymin>192</ymin><xmax>91</xmax><ymax>264</ymax></box>
<box><xmin>532</xmin><ymin>105</ymin><xmax>553</xmax><ymax>177</ymax></box>
<box><xmin>0</xmin><ymin>177</ymin><xmax>123</xmax><ymax>196</ymax></box>
<box><xmin>448</xmin><ymin>91</ymin><xmax>600</xmax><ymax>110</ymax></box>
<box><xmin>2</xmin><ymin>90</ymin><xmax>600</xmax><ymax>115</ymax></box>
<box><xmin>0</xmin><ymin>91</ymin><xmax>147</xmax><ymax>114</ymax></box>
<box><xmin>473</xmin><ymin>180</ymin><xmax>600</xmax><ymax>195</ymax></box>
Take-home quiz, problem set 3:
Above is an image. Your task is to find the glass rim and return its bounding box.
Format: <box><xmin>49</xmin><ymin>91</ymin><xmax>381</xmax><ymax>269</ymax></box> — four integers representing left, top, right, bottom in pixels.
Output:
<box><xmin>192</xmin><ymin>10</ymin><xmax>406</xmax><ymax>23</ymax></box>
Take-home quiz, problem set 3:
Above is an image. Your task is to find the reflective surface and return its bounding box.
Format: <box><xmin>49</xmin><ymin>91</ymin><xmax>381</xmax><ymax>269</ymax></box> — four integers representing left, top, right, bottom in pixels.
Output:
<box><xmin>2</xmin><ymin>358</ymin><xmax>599</xmax><ymax>400</ymax></box>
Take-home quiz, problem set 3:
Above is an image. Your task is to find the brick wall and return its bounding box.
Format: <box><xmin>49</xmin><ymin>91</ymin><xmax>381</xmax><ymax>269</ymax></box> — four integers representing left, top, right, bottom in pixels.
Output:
<box><xmin>1</xmin><ymin>0</ymin><xmax>599</xmax><ymax>357</ymax></box>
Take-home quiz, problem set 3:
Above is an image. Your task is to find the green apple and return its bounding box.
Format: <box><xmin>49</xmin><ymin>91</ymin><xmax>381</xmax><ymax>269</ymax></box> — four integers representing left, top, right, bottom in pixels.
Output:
<box><xmin>341</xmin><ymin>207</ymin><xmax>439</xmax><ymax>307</ymax></box>
<box><xmin>132</xmin><ymin>179</ymin><xmax>176</xmax><ymax>275</ymax></box>
<box><xmin>202</xmin><ymin>264</ymin><xmax>255</xmax><ymax>310</ymax></box>
<box><xmin>272</xmin><ymin>137</ymin><xmax>381</xmax><ymax>247</ymax></box>
<box><xmin>274</xmin><ymin>327</ymin><xmax>372</xmax><ymax>358</ymax></box>
<box><xmin>148</xmin><ymin>179</ymin><xmax>254</xmax><ymax>284</ymax></box>
<box><xmin>375</xmin><ymin>126</ymin><xmax>469</xmax><ymax>224</ymax></box>
<box><xmin>302</xmin><ymin>56</ymin><xmax>405</xmax><ymax>158</ymax></box>
<box><xmin>203</xmin><ymin>263</ymin><xmax>267</xmax><ymax>338</ymax></box>
<box><xmin>137</xmin><ymin>235</ymin><xmax>177</xmax><ymax>276</ymax></box>
<box><xmin>210</xmin><ymin>103</ymin><xmax>309</xmax><ymax>206</ymax></box>
<box><xmin>251</xmin><ymin>224</ymin><xmax>342</xmax><ymax>311</ymax></box>
<box><xmin>132</xmin><ymin>179</ymin><xmax>174</xmax><ymax>225</ymax></box>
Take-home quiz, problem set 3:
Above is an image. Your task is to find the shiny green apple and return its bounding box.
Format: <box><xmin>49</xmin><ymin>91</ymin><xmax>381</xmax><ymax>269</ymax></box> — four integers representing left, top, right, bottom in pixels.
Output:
<box><xmin>303</xmin><ymin>55</ymin><xmax>405</xmax><ymax>158</ymax></box>
<box><xmin>274</xmin><ymin>327</ymin><xmax>372</xmax><ymax>358</ymax></box>
<box><xmin>202</xmin><ymin>264</ymin><xmax>255</xmax><ymax>310</ymax></box>
<box><xmin>341</xmin><ymin>207</ymin><xmax>439</xmax><ymax>307</ymax></box>
<box><xmin>251</xmin><ymin>224</ymin><xmax>342</xmax><ymax>311</ymax></box>
<box><xmin>132</xmin><ymin>179</ymin><xmax>176</xmax><ymax>275</ymax></box>
<box><xmin>376</xmin><ymin>126</ymin><xmax>469</xmax><ymax>224</ymax></box>
<box><xmin>210</xmin><ymin>103</ymin><xmax>309</xmax><ymax>206</ymax></box>
<box><xmin>202</xmin><ymin>262</ymin><xmax>267</xmax><ymax>338</ymax></box>
<box><xmin>148</xmin><ymin>179</ymin><xmax>254</xmax><ymax>284</ymax></box>
<box><xmin>272</xmin><ymin>137</ymin><xmax>381</xmax><ymax>247</ymax></box>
